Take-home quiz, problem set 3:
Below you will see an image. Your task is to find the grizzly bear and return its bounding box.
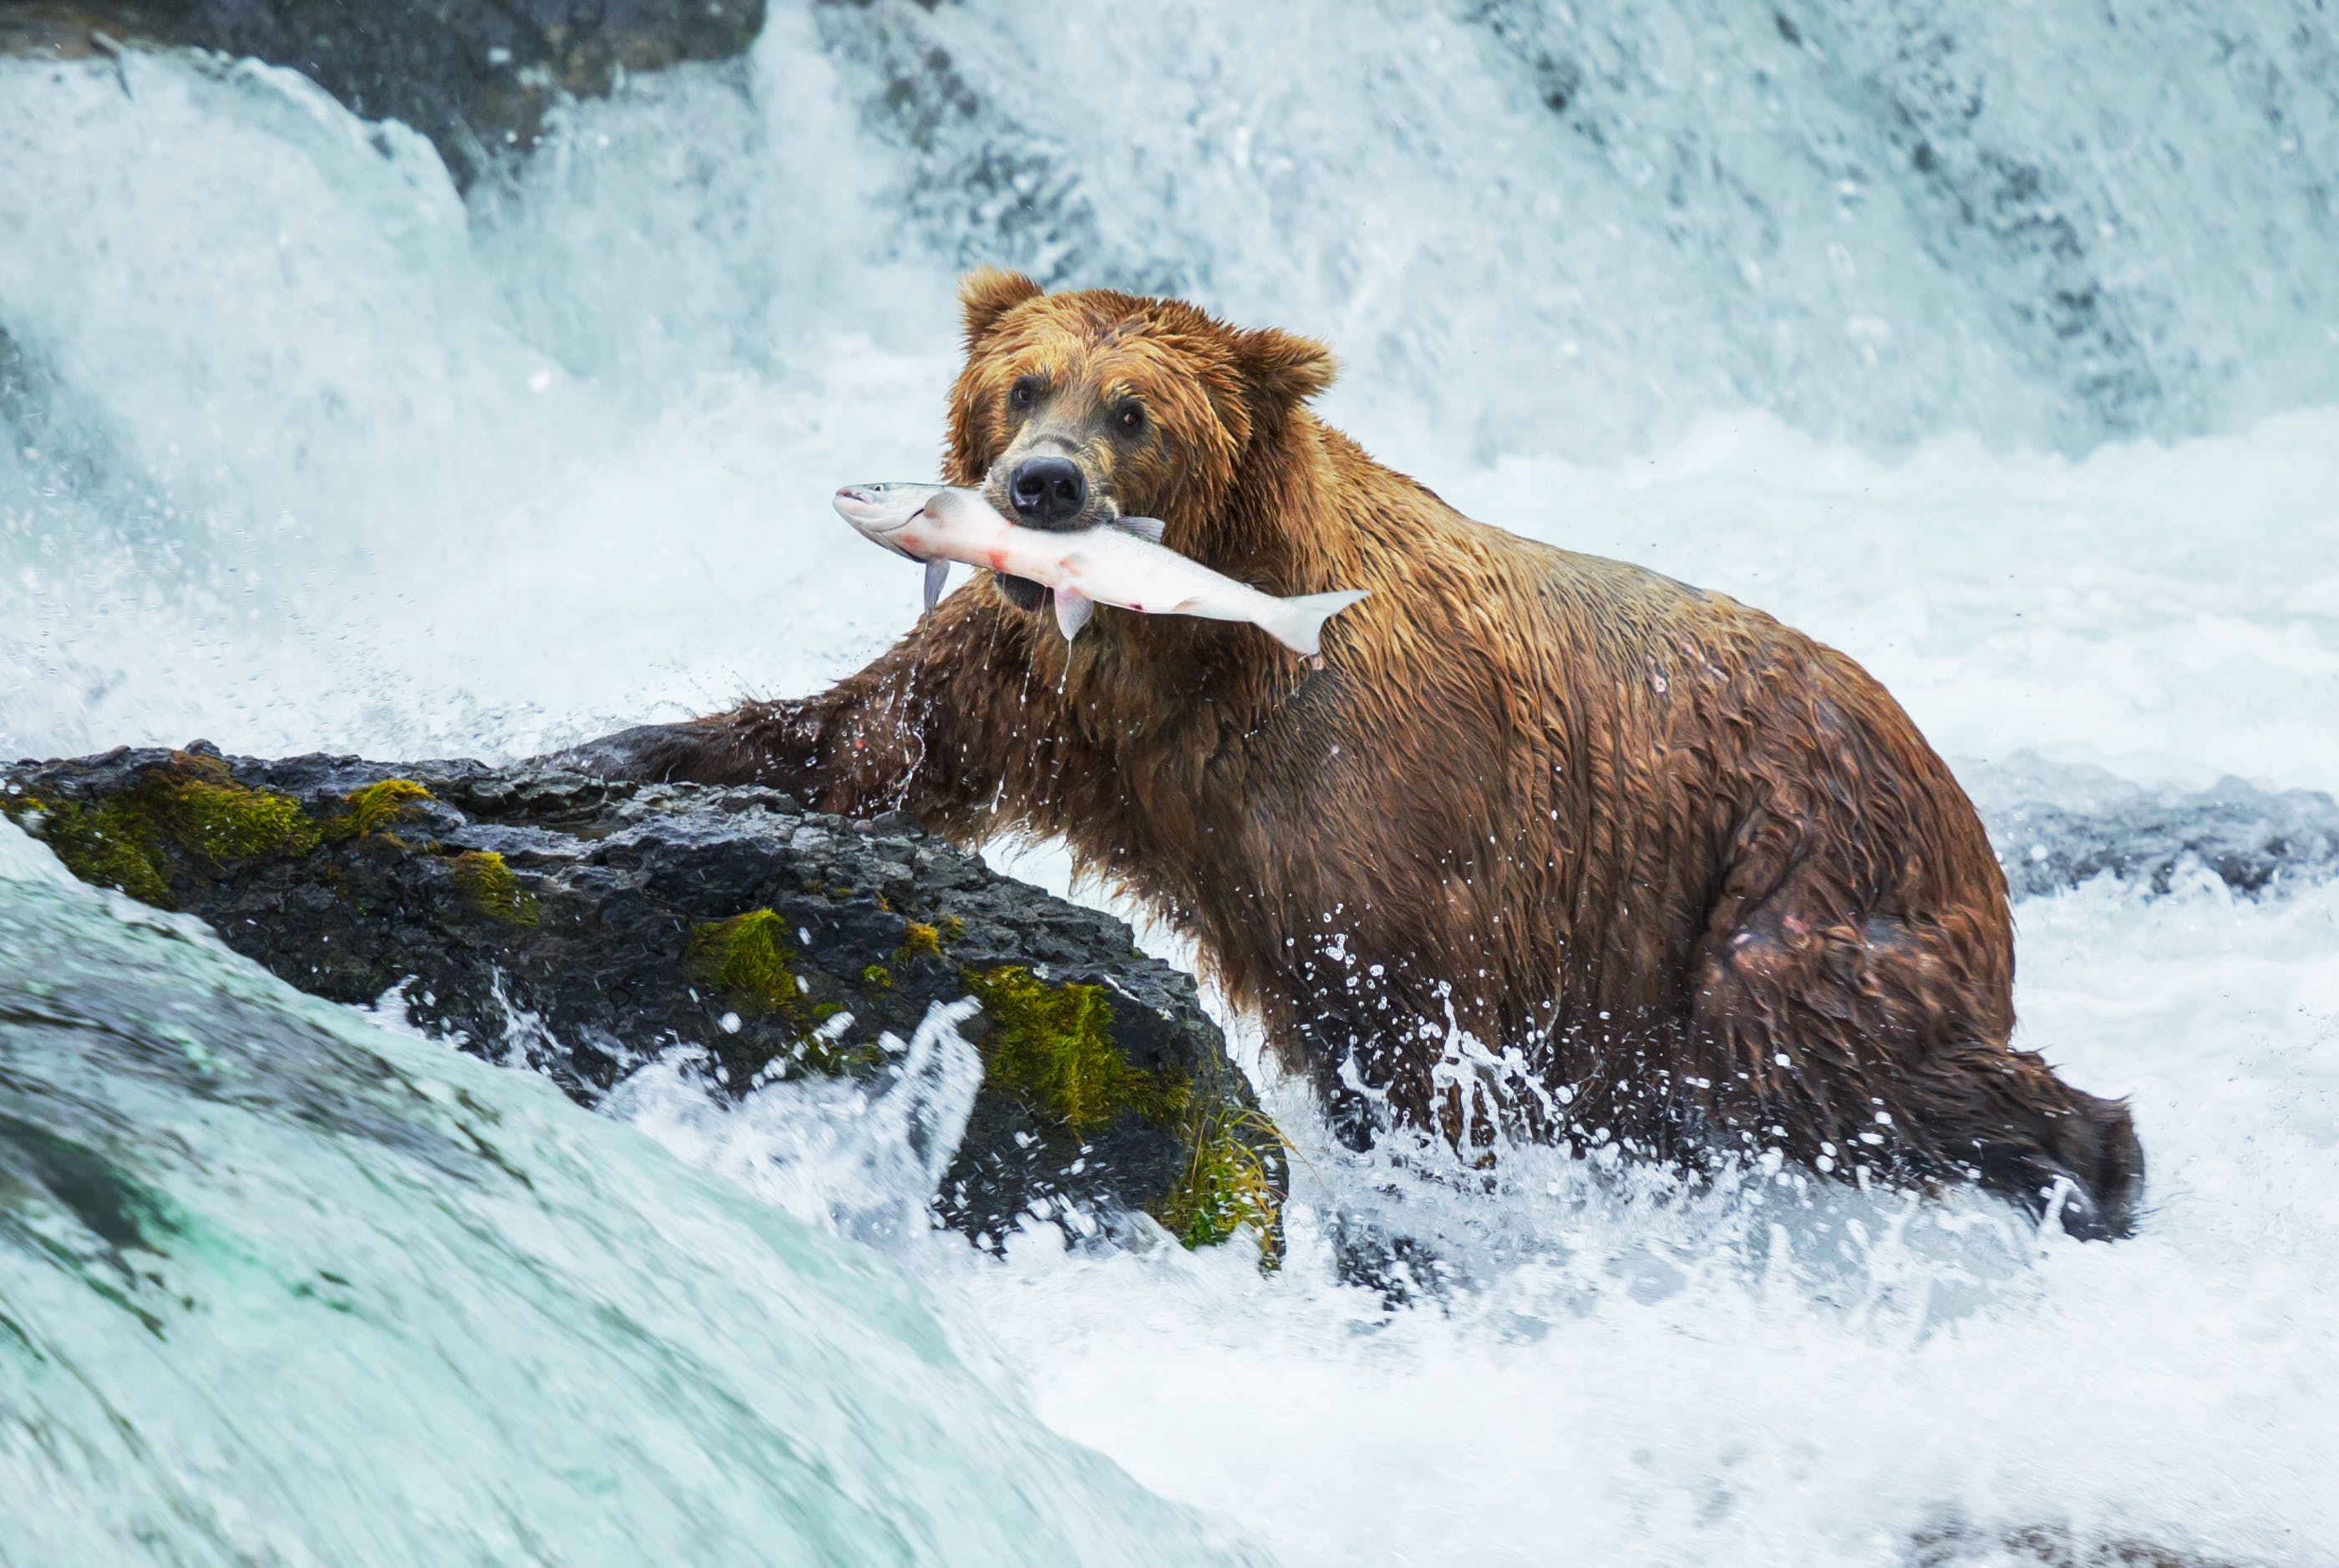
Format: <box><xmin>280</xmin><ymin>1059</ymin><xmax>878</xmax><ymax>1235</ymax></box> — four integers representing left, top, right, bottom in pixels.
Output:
<box><xmin>576</xmin><ymin>270</ymin><xmax>2144</xmax><ymax>1238</ymax></box>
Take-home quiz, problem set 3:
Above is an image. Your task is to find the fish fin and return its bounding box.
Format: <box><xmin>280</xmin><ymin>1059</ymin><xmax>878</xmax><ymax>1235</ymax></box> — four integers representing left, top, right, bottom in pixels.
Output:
<box><xmin>922</xmin><ymin>559</ymin><xmax>951</xmax><ymax>613</ymax></box>
<box><xmin>921</xmin><ymin>486</ymin><xmax>982</xmax><ymax>524</ymax></box>
<box><xmin>1054</xmin><ymin>586</ymin><xmax>1095</xmax><ymax>642</ymax></box>
<box><xmin>1260</xmin><ymin>589</ymin><xmax>1369</xmax><ymax>657</ymax></box>
<box><xmin>1112</xmin><ymin>515</ymin><xmax>1168</xmax><ymax>545</ymax></box>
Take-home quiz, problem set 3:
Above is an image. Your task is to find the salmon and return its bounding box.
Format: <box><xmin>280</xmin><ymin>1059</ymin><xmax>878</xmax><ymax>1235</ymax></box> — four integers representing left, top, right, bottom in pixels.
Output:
<box><xmin>833</xmin><ymin>482</ymin><xmax>1367</xmax><ymax>657</ymax></box>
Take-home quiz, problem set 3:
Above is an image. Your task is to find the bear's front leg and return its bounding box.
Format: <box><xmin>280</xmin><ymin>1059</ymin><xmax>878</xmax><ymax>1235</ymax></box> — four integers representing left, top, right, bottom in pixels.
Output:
<box><xmin>547</xmin><ymin>704</ymin><xmax>810</xmax><ymax>789</ymax></box>
<box><xmin>553</xmin><ymin>589</ymin><xmax>1058</xmax><ymax>837</ymax></box>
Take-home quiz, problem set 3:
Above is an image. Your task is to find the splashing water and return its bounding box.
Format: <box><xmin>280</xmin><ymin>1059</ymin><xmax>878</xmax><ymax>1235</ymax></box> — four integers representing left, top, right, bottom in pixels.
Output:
<box><xmin>0</xmin><ymin>824</ymin><xmax>1257</xmax><ymax>1565</ymax></box>
<box><xmin>607</xmin><ymin>997</ymin><xmax>986</xmax><ymax>1250</ymax></box>
<box><xmin>3</xmin><ymin>13</ymin><xmax>2336</xmax><ymax>766</ymax></box>
<box><xmin>2</xmin><ymin>4</ymin><xmax>2336</xmax><ymax>1562</ymax></box>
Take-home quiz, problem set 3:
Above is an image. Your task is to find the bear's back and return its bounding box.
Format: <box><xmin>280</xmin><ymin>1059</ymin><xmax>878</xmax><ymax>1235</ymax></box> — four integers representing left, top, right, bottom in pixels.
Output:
<box><xmin>1359</xmin><ymin>503</ymin><xmax>2002</xmax><ymax>920</ymax></box>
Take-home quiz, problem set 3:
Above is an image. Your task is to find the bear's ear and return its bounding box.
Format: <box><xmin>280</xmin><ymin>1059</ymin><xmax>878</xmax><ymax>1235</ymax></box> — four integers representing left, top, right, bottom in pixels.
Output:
<box><xmin>959</xmin><ymin>267</ymin><xmax>1043</xmax><ymax>348</ymax></box>
<box><xmin>1236</xmin><ymin>327</ymin><xmax>1338</xmax><ymax>406</ymax></box>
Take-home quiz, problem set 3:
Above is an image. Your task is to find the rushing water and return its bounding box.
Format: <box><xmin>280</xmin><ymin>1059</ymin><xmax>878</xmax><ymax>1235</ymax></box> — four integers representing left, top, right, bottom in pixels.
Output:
<box><xmin>2</xmin><ymin>3</ymin><xmax>2336</xmax><ymax>1562</ymax></box>
<box><xmin>0</xmin><ymin>828</ymin><xmax>1256</xmax><ymax>1565</ymax></box>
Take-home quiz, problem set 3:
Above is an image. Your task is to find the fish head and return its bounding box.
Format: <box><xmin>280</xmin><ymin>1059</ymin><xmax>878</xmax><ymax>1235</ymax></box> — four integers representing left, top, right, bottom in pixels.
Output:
<box><xmin>946</xmin><ymin>272</ymin><xmax>1337</xmax><ymax>612</ymax></box>
<box><xmin>833</xmin><ymin>482</ymin><xmax>940</xmax><ymax>558</ymax></box>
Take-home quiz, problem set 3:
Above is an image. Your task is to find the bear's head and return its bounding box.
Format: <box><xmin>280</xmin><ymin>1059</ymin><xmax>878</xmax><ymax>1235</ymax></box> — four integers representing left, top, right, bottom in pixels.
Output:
<box><xmin>943</xmin><ymin>269</ymin><xmax>1336</xmax><ymax>611</ymax></box>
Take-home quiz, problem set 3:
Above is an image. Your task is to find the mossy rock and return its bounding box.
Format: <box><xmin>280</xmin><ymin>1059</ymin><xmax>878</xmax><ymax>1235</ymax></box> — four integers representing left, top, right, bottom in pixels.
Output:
<box><xmin>688</xmin><ymin>910</ymin><xmax>807</xmax><ymax>1019</ymax></box>
<box><xmin>2</xmin><ymin>791</ymin><xmax>171</xmax><ymax>906</ymax></box>
<box><xmin>682</xmin><ymin>909</ymin><xmax>884</xmax><ymax>1078</ymax></box>
<box><xmin>2</xmin><ymin>750</ymin><xmax>324</xmax><ymax>907</ymax></box>
<box><xmin>451</xmin><ymin>850</ymin><xmax>539</xmax><ymax>926</ymax></box>
<box><xmin>3</xmin><ymin>748</ymin><xmax>1285</xmax><ymax>1254</ymax></box>
<box><xmin>956</xmin><ymin>964</ymin><xmax>1283</xmax><ymax>1256</ymax></box>
<box><xmin>961</xmin><ymin>964</ymin><xmax>1186</xmax><ymax>1129</ymax></box>
<box><xmin>1160</xmin><ymin>1107</ymin><xmax>1286</xmax><ymax>1251</ymax></box>
<box><xmin>330</xmin><ymin>779</ymin><xmax>435</xmax><ymax>842</ymax></box>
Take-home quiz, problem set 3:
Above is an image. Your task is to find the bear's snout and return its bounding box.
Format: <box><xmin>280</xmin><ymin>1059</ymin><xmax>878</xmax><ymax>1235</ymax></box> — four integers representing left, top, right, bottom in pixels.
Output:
<box><xmin>1007</xmin><ymin>455</ymin><xmax>1088</xmax><ymax>530</ymax></box>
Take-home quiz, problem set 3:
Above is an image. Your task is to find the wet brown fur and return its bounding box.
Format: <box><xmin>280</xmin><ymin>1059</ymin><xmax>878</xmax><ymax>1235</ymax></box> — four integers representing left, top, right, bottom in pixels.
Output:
<box><xmin>596</xmin><ymin>270</ymin><xmax>2143</xmax><ymax>1236</ymax></box>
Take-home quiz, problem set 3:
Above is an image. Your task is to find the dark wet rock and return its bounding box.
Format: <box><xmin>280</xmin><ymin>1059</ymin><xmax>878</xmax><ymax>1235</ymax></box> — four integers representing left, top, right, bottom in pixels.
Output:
<box><xmin>1972</xmin><ymin>755</ymin><xmax>2339</xmax><ymax>901</ymax></box>
<box><xmin>0</xmin><ymin>0</ymin><xmax>764</xmax><ymax>184</ymax></box>
<box><xmin>804</xmin><ymin>0</ymin><xmax>1180</xmax><ymax>299</ymax></box>
<box><xmin>1</xmin><ymin>744</ymin><xmax>1283</xmax><ymax>1252</ymax></box>
<box><xmin>1906</xmin><ymin>1515</ymin><xmax>2250</xmax><ymax>1568</ymax></box>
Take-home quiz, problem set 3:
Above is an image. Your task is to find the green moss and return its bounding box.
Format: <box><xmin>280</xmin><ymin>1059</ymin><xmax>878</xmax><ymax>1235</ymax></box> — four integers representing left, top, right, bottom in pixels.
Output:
<box><xmin>1154</xmin><ymin>1108</ymin><xmax>1285</xmax><ymax>1255</ymax></box>
<box><xmin>3</xmin><ymin>759</ymin><xmax>321</xmax><ymax>907</ymax></box>
<box><xmin>896</xmin><ymin>921</ymin><xmax>945</xmax><ymax>964</ymax></box>
<box><xmin>331</xmin><ymin>779</ymin><xmax>433</xmax><ymax>841</ymax></box>
<box><xmin>451</xmin><ymin>850</ymin><xmax>537</xmax><ymax>926</ymax></box>
<box><xmin>960</xmin><ymin>963</ymin><xmax>1284</xmax><ymax>1252</ymax></box>
<box><xmin>860</xmin><ymin>963</ymin><xmax>894</xmax><ymax>990</ymax></box>
<box><xmin>961</xmin><ymin>965</ymin><xmax>1187</xmax><ymax>1130</ymax></box>
<box><xmin>164</xmin><ymin>779</ymin><xmax>320</xmax><ymax>865</ymax></box>
<box><xmin>687</xmin><ymin>911</ymin><xmax>807</xmax><ymax>1022</ymax></box>
<box><xmin>2</xmin><ymin>794</ymin><xmax>172</xmax><ymax>906</ymax></box>
<box><xmin>686</xmin><ymin>911</ymin><xmax>887</xmax><ymax>1075</ymax></box>
<box><xmin>795</xmin><ymin>1036</ymin><xmax>886</xmax><ymax>1077</ymax></box>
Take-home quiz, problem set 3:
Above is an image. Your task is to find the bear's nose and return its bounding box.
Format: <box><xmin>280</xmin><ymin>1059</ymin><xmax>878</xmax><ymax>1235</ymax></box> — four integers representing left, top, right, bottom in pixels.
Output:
<box><xmin>1008</xmin><ymin>456</ymin><xmax>1087</xmax><ymax>529</ymax></box>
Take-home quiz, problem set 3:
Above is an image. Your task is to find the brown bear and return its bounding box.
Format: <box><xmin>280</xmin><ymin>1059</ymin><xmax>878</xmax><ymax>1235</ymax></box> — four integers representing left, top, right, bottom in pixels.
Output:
<box><xmin>576</xmin><ymin>269</ymin><xmax>2144</xmax><ymax>1237</ymax></box>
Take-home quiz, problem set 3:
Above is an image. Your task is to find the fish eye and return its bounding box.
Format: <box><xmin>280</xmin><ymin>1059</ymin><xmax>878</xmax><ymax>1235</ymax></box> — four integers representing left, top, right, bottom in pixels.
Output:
<box><xmin>1010</xmin><ymin>376</ymin><xmax>1042</xmax><ymax>410</ymax></box>
<box><xmin>1114</xmin><ymin>401</ymin><xmax>1145</xmax><ymax>435</ymax></box>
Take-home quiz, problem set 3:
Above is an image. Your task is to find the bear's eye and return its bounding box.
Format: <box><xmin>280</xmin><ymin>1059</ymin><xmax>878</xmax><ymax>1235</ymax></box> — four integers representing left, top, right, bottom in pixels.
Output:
<box><xmin>1114</xmin><ymin>401</ymin><xmax>1145</xmax><ymax>435</ymax></box>
<box><xmin>1009</xmin><ymin>376</ymin><xmax>1043</xmax><ymax>411</ymax></box>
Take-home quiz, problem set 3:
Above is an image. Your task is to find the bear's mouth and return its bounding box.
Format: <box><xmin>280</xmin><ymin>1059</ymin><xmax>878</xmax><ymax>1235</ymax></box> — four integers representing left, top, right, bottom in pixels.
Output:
<box><xmin>979</xmin><ymin>472</ymin><xmax>1122</xmax><ymax>617</ymax></box>
<box><xmin>993</xmin><ymin>574</ymin><xmax>1051</xmax><ymax>613</ymax></box>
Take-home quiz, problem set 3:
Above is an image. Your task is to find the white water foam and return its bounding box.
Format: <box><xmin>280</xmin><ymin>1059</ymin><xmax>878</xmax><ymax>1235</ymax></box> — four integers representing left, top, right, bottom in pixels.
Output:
<box><xmin>4</xmin><ymin>33</ymin><xmax>2336</xmax><ymax>778</ymax></box>
<box><xmin>938</xmin><ymin>875</ymin><xmax>2339</xmax><ymax>1567</ymax></box>
<box><xmin>608</xmin><ymin>997</ymin><xmax>986</xmax><ymax>1250</ymax></box>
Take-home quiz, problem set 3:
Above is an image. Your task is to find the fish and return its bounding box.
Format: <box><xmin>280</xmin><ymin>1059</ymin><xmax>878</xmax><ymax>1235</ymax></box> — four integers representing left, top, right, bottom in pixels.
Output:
<box><xmin>832</xmin><ymin>482</ymin><xmax>1369</xmax><ymax>657</ymax></box>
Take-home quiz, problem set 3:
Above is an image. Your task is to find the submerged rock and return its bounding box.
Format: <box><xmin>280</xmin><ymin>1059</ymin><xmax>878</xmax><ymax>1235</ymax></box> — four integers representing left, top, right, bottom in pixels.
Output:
<box><xmin>1</xmin><ymin>744</ymin><xmax>1284</xmax><ymax>1254</ymax></box>
<box><xmin>0</xmin><ymin>0</ymin><xmax>764</xmax><ymax>183</ymax></box>
<box><xmin>1972</xmin><ymin>755</ymin><xmax>2339</xmax><ymax>901</ymax></box>
<box><xmin>1906</xmin><ymin>1515</ymin><xmax>2249</xmax><ymax>1568</ymax></box>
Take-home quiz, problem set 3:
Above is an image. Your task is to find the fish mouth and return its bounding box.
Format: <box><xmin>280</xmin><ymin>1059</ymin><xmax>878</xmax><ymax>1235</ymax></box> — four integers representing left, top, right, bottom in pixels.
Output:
<box><xmin>834</xmin><ymin>485</ymin><xmax>890</xmax><ymax>520</ymax></box>
<box><xmin>832</xmin><ymin>485</ymin><xmax>901</xmax><ymax>533</ymax></box>
<box><xmin>833</xmin><ymin>485</ymin><xmax>920</xmax><ymax>559</ymax></box>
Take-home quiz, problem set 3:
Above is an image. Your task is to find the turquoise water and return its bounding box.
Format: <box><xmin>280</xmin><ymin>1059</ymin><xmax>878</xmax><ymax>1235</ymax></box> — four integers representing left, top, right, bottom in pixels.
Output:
<box><xmin>0</xmin><ymin>826</ymin><xmax>1256</xmax><ymax>1565</ymax></box>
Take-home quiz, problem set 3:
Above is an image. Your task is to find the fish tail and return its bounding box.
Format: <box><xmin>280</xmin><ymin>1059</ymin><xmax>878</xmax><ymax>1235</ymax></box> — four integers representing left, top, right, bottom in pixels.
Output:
<box><xmin>1262</xmin><ymin>590</ymin><xmax>1369</xmax><ymax>657</ymax></box>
